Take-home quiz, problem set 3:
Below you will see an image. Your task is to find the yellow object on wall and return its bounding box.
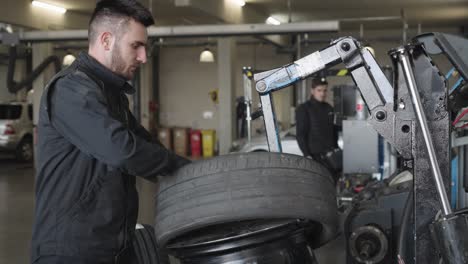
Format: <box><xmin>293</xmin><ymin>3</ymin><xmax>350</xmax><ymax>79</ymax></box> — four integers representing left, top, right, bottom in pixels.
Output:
<box><xmin>208</xmin><ymin>89</ymin><xmax>219</xmax><ymax>104</ymax></box>
<box><xmin>201</xmin><ymin>129</ymin><xmax>216</xmax><ymax>158</ymax></box>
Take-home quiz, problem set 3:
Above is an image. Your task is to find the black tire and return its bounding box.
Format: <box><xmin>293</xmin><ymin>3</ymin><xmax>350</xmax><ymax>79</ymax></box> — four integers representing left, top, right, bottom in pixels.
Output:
<box><xmin>15</xmin><ymin>137</ymin><xmax>33</xmax><ymax>162</ymax></box>
<box><xmin>133</xmin><ymin>224</ymin><xmax>170</xmax><ymax>264</ymax></box>
<box><xmin>155</xmin><ymin>152</ymin><xmax>338</xmax><ymax>249</ymax></box>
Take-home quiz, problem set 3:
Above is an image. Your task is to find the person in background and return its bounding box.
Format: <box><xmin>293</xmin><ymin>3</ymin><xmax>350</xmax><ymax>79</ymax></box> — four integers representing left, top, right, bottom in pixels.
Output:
<box><xmin>296</xmin><ymin>77</ymin><xmax>339</xmax><ymax>179</ymax></box>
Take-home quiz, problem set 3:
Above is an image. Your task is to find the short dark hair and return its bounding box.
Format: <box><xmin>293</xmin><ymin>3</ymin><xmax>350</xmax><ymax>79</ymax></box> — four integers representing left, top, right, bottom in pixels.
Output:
<box><xmin>311</xmin><ymin>77</ymin><xmax>328</xmax><ymax>89</ymax></box>
<box><xmin>88</xmin><ymin>0</ymin><xmax>154</xmax><ymax>44</ymax></box>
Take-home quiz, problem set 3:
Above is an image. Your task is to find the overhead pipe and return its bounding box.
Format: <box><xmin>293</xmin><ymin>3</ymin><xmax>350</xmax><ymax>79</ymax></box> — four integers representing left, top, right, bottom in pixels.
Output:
<box><xmin>1</xmin><ymin>21</ymin><xmax>339</xmax><ymax>42</ymax></box>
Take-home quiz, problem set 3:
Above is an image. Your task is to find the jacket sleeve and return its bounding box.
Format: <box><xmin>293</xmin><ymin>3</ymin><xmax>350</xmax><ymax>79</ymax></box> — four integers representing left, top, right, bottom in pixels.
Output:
<box><xmin>49</xmin><ymin>78</ymin><xmax>188</xmax><ymax>181</ymax></box>
<box><xmin>295</xmin><ymin>104</ymin><xmax>311</xmax><ymax>157</ymax></box>
<box><xmin>127</xmin><ymin>112</ymin><xmax>191</xmax><ymax>172</ymax></box>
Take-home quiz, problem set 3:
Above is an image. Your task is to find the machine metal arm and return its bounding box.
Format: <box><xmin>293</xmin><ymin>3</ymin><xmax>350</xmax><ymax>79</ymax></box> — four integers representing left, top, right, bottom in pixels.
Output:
<box><xmin>253</xmin><ymin>33</ymin><xmax>468</xmax><ymax>264</ymax></box>
<box><xmin>254</xmin><ymin>37</ymin><xmax>394</xmax><ymax>152</ymax></box>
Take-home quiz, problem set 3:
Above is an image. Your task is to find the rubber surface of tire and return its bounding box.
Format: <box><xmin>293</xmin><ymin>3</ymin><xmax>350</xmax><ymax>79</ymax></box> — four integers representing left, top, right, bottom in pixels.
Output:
<box><xmin>133</xmin><ymin>224</ymin><xmax>170</xmax><ymax>264</ymax></box>
<box><xmin>154</xmin><ymin>152</ymin><xmax>338</xmax><ymax>248</ymax></box>
<box><xmin>16</xmin><ymin>137</ymin><xmax>33</xmax><ymax>162</ymax></box>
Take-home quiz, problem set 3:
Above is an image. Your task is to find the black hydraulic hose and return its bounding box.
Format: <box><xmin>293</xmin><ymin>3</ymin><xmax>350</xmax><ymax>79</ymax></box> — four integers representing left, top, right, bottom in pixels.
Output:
<box><xmin>397</xmin><ymin>188</ymin><xmax>414</xmax><ymax>262</ymax></box>
<box><xmin>391</xmin><ymin>52</ymin><xmax>400</xmax><ymax>112</ymax></box>
<box><xmin>7</xmin><ymin>45</ymin><xmax>61</xmax><ymax>93</ymax></box>
<box><xmin>251</xmin><ymin>109</ymin><xmax>263</xmax><ymax>120</ymax></box>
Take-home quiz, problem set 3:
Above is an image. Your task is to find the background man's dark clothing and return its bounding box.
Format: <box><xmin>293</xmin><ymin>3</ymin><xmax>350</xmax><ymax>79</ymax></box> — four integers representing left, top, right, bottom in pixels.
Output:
<box><xmin>296</xmin><ymin>98</ymin><xmax>337</xmax><ymax>157</ymax></box>
<box><xmin>31</xmin><ymin>52</ymin><xmax>188</xmax><ymax>263</ymax></box>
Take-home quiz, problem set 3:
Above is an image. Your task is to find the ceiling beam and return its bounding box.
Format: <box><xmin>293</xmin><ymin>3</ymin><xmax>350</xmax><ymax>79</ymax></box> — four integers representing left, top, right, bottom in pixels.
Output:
<box><xmin>0</xmin><ymin>21</ymin><xmax>339</xmax><ymax>43</ymax></box>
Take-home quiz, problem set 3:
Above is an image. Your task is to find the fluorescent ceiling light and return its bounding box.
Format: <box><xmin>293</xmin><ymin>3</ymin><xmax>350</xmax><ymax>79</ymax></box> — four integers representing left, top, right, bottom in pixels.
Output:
<box><xmin>235</xmin><ymin>0</ymin><xmax>246</xmax><ymax>7</ymax></box>
<box><xmin>266</xmin><ymin>16</ymin><xmax>281</xmax><ymax>25</ymax></box>
<box><xmin>32</xmin><ymin>1</ymin><xmax>67</xmax><ymax>14</ymax></box>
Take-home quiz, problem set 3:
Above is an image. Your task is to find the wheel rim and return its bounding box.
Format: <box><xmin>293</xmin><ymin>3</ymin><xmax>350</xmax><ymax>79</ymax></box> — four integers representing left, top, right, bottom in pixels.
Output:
<box><xmin>21</xmin><ymin>142</ymin><xmax>33</xmax><ymax>161</ymax></box>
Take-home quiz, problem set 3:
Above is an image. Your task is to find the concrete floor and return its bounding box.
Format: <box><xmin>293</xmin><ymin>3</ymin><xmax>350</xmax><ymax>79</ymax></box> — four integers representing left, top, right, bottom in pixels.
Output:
<box><xmin>0</xmin><ymin>155</ymin><xmax>345</xmax><ymax>264</ymax></box>
<box><xmin>0</xmin><ymin>156</ymin><xmax>35</xmax><ymax>264</ymax></box>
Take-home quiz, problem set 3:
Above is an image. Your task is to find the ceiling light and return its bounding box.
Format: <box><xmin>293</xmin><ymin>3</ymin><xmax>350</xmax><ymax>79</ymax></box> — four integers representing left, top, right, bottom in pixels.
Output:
<box><xmin>62</xmin><ymin>53</ymin><xmax>76</xmax><ymax>67</ymax></box>
<box><xmin>32</xmin><ymin>1</ymin><xmax>67</xmax><ymax>14</ymax></box>
<box><xmin>200</xmin><ymin>48</ymin><xmax>215</xmax><ymax>63</ymax></box>
<box><xmin>235</xmin><ymin>0</ymin><xmax>246</xmax><ymax>7</ymax></box>
<box><xmin>266</xmin><ymin>16</ymin><xmax>281</xmax><ymax>25</ymax></box>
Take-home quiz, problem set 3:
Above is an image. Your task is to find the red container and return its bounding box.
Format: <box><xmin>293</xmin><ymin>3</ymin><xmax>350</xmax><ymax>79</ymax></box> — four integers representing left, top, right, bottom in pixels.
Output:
<box><xmin>190</xmin><ymin>130</ymin><xmax>202</xmax><ymax>158</ymax></box>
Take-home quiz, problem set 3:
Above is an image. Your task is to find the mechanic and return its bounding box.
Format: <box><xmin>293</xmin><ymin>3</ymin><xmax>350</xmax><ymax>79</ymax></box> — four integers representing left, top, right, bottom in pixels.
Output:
<box><xmin>31</xmin><ymin>1</ymin><xmax>190</xmax><ymax>263</ymax></box>
<box><xmin>296</xmin><ymin>77</ymin><xmax>339</xmax><ymax>178</ymax></box>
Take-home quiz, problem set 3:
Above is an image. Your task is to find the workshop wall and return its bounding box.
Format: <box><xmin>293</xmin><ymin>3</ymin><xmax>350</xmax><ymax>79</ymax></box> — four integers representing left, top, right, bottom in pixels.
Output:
<box><xmin>159</xmin><ymin>45</ymin><xmax>219</xmax><ymax>130</ymax></box>
<box><xmin>158</xmin><ymin>43</ymin><xmax>292</xmax><ymax>133</ymax></box>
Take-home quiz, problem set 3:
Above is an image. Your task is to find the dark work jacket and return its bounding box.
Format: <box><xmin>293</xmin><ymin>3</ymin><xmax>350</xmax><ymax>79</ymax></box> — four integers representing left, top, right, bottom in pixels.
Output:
<box><xmin>295</xmin><ymin>98</ymin><xmax>337</xmax><ymax>156</ymax></box>
<box><xmin>31</xmin><ymin>52</ymin><xmax>189</xmax><ymax>263</ymax></box>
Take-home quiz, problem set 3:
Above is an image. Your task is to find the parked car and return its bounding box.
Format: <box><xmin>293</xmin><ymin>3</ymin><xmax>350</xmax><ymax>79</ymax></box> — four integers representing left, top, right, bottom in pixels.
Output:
<box><xmin>0</xmin><ymin>102</ymin><xmax>34</xmax><ymax>162</ymax></box>
<box><xmin>231</xmin><ymin>126</ymin><xmax>303</xmax><ymax>156</ymax></box>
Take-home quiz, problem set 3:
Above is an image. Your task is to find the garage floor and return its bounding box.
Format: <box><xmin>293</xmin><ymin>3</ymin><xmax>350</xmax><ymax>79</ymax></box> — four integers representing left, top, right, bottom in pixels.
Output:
<box><xmin>0</xmin><ymin>157</ymin><xmax>35</xmax><ymax>264</ymax></box>
<box><xmin>0</xmin><ymin>156</ymin><xmax>345</xmax><ymax>264</ymax></box>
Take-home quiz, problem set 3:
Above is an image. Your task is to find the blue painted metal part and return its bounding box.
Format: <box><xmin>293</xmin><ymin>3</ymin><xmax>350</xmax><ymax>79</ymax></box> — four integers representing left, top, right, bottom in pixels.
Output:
<box><xmin>451</xmin><ymin>156</ymin><xmax>458</xmax><ymax>209</ymax></box>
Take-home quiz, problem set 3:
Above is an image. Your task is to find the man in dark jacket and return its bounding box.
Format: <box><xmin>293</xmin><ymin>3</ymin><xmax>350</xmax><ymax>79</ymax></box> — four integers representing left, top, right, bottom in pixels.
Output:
<box><xmin>296</xmin><ymin>77</ymin><xmax>338</xmax><ymax>171</ymax></box>
<box><xmin>31</xmin><ymin>1</ymin><xmax>189</xmax><ymax>263</ymax></box>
